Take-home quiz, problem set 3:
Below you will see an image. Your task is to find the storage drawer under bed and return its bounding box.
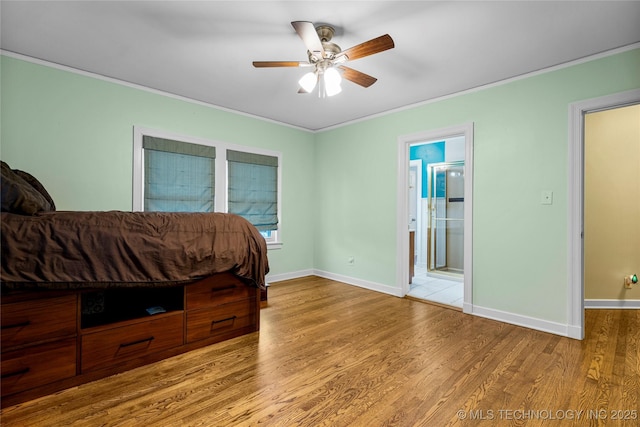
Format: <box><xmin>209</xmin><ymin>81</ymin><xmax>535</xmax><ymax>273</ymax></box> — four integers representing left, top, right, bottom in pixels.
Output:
<box><xmin>186</xmin><ymin>299</ymin><xmax>255</xmax><ymax>343</ymax></box>
<box><xmin>1</xmin><ymin>338</ymin><xmax>77</xmax><ymax>396</ymax></box>
<box><xmin>1</xmin><ymin>295</ymin><xmax>77</xmax><ymax>348</ymax></box>
<box><xmin>186</xmin><ymin>274</ymin><xmax>253</xmax><ymax>309</ymax></box>
<box><xmin>81</xmin><ymin>312</ymin><xmax>183</xmax><ymax>373</ymax></box>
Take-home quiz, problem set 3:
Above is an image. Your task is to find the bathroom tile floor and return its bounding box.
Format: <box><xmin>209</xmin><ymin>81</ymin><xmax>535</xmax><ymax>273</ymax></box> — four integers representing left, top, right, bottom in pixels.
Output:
<box><xmin>408</xmin><ymin>268</ymin><xmax>463</xmax><ymax>308</ymax></box>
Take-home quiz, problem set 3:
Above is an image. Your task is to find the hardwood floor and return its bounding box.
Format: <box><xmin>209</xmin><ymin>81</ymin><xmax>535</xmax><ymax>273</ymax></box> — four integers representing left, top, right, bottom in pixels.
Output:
<box><xmin>2</xmin><ymin>276</ymin><xmax>638</xmax><ymax>426</ymax></box>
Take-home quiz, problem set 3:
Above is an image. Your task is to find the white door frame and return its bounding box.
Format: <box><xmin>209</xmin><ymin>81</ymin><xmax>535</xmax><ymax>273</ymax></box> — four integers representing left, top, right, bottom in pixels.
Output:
<box><xmin>396</xmin><ymin>122</ymin><xmax>474</xmax><ymax>313</ymax></box>
<box><xmin>567</xmin><ymin>88</ymin><xmax>640</xmax><ymax>340</ymax></box>
<box><xmin>409</xmin><ymin>159</ymin><xmax>425</xmax><ymax>268</ymax></box>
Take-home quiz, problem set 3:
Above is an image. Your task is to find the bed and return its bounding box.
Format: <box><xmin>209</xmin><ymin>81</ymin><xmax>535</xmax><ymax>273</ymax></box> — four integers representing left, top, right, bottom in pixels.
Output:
<box><xmin>0</xmin><ymin>160</ymin><xmax>269</xmax><ymax>406</ymax></box>
<box><xmin>1</xmin><ymin>209</ymin><xmax>269</xmax><ymax>291</ymax></box>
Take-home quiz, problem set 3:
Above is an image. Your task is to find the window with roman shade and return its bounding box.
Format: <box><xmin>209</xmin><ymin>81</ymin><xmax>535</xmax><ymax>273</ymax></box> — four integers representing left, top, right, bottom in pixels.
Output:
<box><xmin>143</xmin><ymin>136</ymin><xmax>216</xmax><ymax>212</ymax></box>
<box><xmin>227</xmin><ymin>150</ymin><xmax>278</xmax><ymax>232</ymax></box>
<box><xmin>134</xmin><ymin>127</ymin><xmax>282</xmax><ymax>247</ymax></box>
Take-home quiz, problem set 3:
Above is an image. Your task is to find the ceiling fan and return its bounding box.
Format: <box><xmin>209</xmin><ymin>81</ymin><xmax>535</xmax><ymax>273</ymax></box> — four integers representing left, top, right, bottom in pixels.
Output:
<box><xmin>253</xmin><ymin>21</ymin><xmax>394</xmax><ymax>98</ymax></box>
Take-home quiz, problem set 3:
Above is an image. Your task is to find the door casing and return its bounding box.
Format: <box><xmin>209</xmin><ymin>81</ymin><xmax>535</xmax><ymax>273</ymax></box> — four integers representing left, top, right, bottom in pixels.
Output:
<box><xmin>396</xmin><ymin>123</ymin><xmax>474</xmax><ymax>313</ymax></box>
<box><xmin>567</xmin><ymin>88</ymin><xmax>640</xmax><ymax>339</ymax></box>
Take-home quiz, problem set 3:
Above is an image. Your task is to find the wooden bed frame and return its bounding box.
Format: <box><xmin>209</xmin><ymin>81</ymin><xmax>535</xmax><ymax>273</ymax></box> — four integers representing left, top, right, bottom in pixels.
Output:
<box><xmin>1</xmin><ymin>272</ymin><xmax>260</xmax><ymax>408</ymax></box>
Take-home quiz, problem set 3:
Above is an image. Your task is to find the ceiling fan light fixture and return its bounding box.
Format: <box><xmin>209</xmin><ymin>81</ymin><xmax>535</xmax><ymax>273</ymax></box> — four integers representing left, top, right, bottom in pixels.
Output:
<box><xmin>298</xmin><ymin>71</ymin><xmax>317</xmax><ymax>93</ymax></box>
<box><xmin>324</xmin><ymin>67</ymin><xmax>342</xmax><ymax>97</ymax></box>
<box><xmin>254</xmin><ymin>21</ymin><xmax>395</xmax><ymax>98</ymax></box>
<box><xmin>324</xmin><ymin>82</ymin><xmax>342</xmax><ymax>97</ymax></box>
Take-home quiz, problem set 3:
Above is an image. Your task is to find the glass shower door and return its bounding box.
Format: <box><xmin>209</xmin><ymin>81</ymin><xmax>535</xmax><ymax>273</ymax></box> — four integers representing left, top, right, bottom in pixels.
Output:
<box><xmin>428</xmin><ymin>161</ymin><xmax>464</xmax><ymax>275</ymax></box>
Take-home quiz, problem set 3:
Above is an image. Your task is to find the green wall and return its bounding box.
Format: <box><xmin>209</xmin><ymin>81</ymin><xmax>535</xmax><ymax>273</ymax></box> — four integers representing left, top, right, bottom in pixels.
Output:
<box><xmin>2</xmin><ymin>48</ymin><xmax>639</xmax><ymax>330</ymax></box>
<box><xmin>314</xmin><ymin>48</ymin><xmax>640</xmax><ymax>324</ymax></box>
<box><xmin>0</xmin><ymin>55</ymin><xmax>316</xmax><ymax>277</ymax></box>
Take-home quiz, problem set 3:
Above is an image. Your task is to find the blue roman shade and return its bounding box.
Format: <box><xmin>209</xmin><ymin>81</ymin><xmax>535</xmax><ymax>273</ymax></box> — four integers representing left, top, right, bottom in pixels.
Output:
<box><xmin>227</xmin><ymin>150</ymin><xmax>278</xmax><ymax>231</ymax></box>
<box><xmin>143</xmin><ymin>136</ymin><xmax>216</xmax><ymax>212</ymax></box>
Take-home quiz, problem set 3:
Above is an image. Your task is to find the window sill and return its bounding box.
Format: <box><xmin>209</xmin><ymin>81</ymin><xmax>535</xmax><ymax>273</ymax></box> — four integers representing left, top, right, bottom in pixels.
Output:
<box><xmin>267</xmin><ymin>242</ymin><xmax>283</xmax><ymax>250</ymax></box>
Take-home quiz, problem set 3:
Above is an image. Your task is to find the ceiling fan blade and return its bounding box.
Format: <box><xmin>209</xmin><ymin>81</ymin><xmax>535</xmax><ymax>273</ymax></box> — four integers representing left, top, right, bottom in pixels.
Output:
<box><xmin>291</xmin><ymin>21</ymin><xmax>325</xmax><ymax>60</ymax></box>
<box><xmin>253</xmin><ymin>61</ymin><xmax>305</xmax><ymax>68</ymax></box>
<box><xmin>338</xmin><ymin>34</ymin><xmax>394</xmax><ymax>61</ymax></box>
<box><xmin>338</xmin><ymin>66</ymin><xmax>377</xmax><ymax>88</ymax></box>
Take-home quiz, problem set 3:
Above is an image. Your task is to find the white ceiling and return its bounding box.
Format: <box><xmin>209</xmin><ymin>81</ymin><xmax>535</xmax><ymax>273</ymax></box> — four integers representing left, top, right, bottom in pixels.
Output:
<box><xmin>2</xmin><ymin>1</ymin><xmax>639</xmax><ymax>131</ymax></box>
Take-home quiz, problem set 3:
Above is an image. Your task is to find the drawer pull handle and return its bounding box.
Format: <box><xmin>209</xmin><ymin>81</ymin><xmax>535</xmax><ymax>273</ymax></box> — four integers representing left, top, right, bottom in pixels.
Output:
<box><xmin>211</xmin><ymin>316</ymin><xmax>237</xmax><ymax>326</ymax></box>
<box><xmin>1</xmin><ymin>320</ymin><xmax>31</xmax><ymax>330</ymax></box>
<box><xmin>211</xmin><ymin>285</ymin><xmax>237</xmax><ymax>293</ymax></box>
<box><xmin>2</xmin><ymin>367</ymin><xmax>30</xmax><ymax>379</ymax></box>
<box><xmin>119</xmin><ymin>336</ymin><xmax>155</xmax><ymax>348</ymax></box>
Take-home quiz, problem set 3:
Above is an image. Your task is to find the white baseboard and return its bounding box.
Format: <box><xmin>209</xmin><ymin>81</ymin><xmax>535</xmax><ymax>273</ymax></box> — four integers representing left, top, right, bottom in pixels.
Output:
<box><xmin>312</xmin><ymin>270</ymin><xmax>404</xmax><ymax>297</ymax></box>
<box><xmin>471</xmin><ymin>305</ymin><xmax>572</xmax><ymax>337</ymax></box>
<box><xmin>585</xmin><ymin>299</ymin><xmax>640</xmax><ymax>309</ymax></box>
<box><xmin>267</xmin><ymin>269</ymin><xmax>403</xmax><ymax>297</ymax></box>
<box><xmin>566</xmin><ymin>325</ymin><xmax>584</xmax><ymax>340</ymax></box>
<box><xmin>462</xmin><ymin>301</ymin><xmax>473</xmax><ymax>314</ymax></box>
<box><xmin>265</xmin><ymin>269</ymin><xmax>314</xmax><ymax>284</ymax></box>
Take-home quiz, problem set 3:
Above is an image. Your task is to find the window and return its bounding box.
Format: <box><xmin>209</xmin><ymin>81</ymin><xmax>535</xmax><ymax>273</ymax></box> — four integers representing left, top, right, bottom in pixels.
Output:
<box><xmin>143</xmin><ymin>136</ymin><xmax>216</xmax><ymax>212</ymax></box>
<box><xmin>227</xmin><ymin>150</ymin><xmax>278</xmax><ymax>232</ymax></box>
<box><xmin>133</xmin><ymin>127</ymin><xmax>281</xmax><ymax>247</ymax></box>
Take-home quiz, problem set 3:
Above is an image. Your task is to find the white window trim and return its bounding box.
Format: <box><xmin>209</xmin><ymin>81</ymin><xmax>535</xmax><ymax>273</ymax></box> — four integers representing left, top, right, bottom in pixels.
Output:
<box><xmin>133</xmin><ymin>126</ymin><xmax>282</xmax><ymax>249</ymax></box>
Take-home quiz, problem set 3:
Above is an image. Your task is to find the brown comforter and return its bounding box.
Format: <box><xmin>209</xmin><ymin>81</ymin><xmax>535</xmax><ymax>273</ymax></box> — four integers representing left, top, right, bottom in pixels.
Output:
<box><xmin>0</xmin><ymin>211</ymin><xmax>268</xmax><ymax>290</ymax></box>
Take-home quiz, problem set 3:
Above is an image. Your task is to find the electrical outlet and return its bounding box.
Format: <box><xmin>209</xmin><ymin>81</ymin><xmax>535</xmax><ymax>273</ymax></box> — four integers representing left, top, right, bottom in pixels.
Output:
<box><xmin>541</xmin><ymin>190</ymin><xmax>553</xmax><ymax>205</ymax></box>
<box><xmin>624</xmin><ymin>275</ymin><xmax>633</xmax><ymax>289</ymax></box>
<box><xmin>347</xmin><ymin>256</ymin><xmax>355</xmax><ymax>265</ymax></box>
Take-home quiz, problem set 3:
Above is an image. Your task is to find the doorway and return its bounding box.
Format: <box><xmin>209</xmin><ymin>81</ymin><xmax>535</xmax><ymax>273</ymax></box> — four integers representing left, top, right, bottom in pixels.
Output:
<box><xmin>407</xmin><ymin>147</ymin><xmax>464</xmax><ymax>308</ymax></box>
<box><xmin>396</xmin><ymin>123</ymin><xmax>474</xmax><ymax>313</ymax></box>
<box><xmin>567</xmin><ymin>88</ymin><xmax>640</xmax><ymax>339</ymax></box>
<box><xmin>584</xmin><ymin>104</ymin><xmax>640</xmax><ymax>307</ymax></box>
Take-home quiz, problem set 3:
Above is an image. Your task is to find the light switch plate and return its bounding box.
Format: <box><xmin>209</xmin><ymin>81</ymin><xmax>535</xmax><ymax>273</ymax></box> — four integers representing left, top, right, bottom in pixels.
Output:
<box><xmin>541</xmin><ymin>190</ymin><xmax>553</xmax><ymax>205</ymax></box>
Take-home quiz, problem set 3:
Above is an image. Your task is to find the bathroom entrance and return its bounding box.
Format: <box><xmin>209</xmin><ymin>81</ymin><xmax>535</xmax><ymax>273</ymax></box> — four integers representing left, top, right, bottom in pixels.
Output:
<box><xmin>398</xmin><ymin>122</ymin><xmax>473</xmax><ymax>312</ymax></box>
<box><xmin>405</xmin><ymin>134</ymin><xmax>467</xmax><ymax>309</ymax></box>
